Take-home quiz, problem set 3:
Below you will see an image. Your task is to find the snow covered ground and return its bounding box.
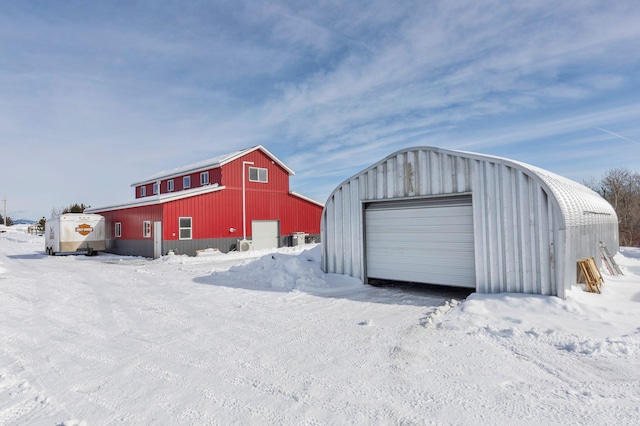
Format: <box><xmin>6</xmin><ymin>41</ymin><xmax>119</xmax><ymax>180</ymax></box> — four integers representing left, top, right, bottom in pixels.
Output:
<box><xmin>1</xmin><ymin>225</ymin><xmax>639</xmax><ymax>425</ymax></box>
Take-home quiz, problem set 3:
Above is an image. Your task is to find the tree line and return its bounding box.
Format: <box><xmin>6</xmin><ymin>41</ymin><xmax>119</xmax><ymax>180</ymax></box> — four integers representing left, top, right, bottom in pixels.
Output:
<box><xmin>0</xmin><ymin>213</ymin><xmax>13</xmax><ymax>226</ymax></box>
<box><xmin>587</xmin><ymin>167</ymin><xmax>640</xmax><ymax>247</ymax></box>
<box><xmin>37</xmin><ymin>203</ymin><xmax>92</xmax><ymax>232</ymax></box>
<box><xmin>51</xmin><ymin>203</ymin><xmax>91</xmax><ymax>217</ymax></box>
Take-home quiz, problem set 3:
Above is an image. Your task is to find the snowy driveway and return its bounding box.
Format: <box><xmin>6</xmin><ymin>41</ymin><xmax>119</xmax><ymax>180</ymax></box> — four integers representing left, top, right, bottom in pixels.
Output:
<box><xmin>1</xmin><ymin>230</ymin><xmax>639</xmax><ymax>425</ymax></box>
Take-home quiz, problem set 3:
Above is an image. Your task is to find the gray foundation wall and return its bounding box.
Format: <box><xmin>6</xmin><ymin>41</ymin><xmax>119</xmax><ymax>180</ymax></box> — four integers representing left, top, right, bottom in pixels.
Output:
<box><xmin>104</xmin><ymin>233</ymin><xmax>322</xmax><ymax>258</ymax></box>
<box><xmin>105</xmin><ymin>239</ymin><xmax>154</xmax><ymax>258</ymax></box>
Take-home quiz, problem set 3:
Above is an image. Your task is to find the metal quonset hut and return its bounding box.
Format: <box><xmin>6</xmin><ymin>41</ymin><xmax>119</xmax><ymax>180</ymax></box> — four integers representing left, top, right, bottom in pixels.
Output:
<box><xmin>86</xmin><ymin>145</ymin><xmax>323</xmax><ymax>258</ymax></box>
<box><xmin>321</xmin><ymin>146</ymin><xmax>619</xmax><ymax>298</ymax></box>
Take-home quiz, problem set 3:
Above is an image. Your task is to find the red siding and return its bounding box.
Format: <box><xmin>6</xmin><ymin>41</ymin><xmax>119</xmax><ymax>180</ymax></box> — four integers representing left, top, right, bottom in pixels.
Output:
<box><xmin>221</xmin><ymin>150</ymin><xmax>290</xmax><ymax>192</ymax></box>
<box><xmin>161</xmin><ymin>187</ymin><xmax>321</xmax><ymax>241</ymax></box>
<box><xmin>137</xmin><ymin>167</ymin><xmax>223</xmax><ymax>198</ymax></box>
<box><xmin>98</xmin><ymin>204</ymin><xmax>163</xmax><ymax>240</ymax></box>
<box><xmin>135</xmin><ymin>183</ymin><xmax>156</xmax><ymax>199</ymax></box>
<box><xmin>163</xmin><ymin>190</ymin><xmax>242</xmax><ymax>240</ymax></box>
<box><xmin>99</xmin><ymin>148</ymin><xmax>322</xmax><ymax>247</ymax></box>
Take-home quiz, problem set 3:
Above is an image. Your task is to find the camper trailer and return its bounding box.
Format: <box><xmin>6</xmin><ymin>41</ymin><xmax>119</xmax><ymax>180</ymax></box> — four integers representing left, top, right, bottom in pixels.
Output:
<box><xmin>45</xmin><ymin>213</ymin><xmax>106</xmax><ymax>255</ymax></box>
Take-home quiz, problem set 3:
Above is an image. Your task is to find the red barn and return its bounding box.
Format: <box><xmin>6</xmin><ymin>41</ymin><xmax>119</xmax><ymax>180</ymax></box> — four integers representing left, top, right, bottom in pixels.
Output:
<box><xmin>86</xmin><ymin>145</ymin><xmax>323</xmax><ymax>258</ymax></box>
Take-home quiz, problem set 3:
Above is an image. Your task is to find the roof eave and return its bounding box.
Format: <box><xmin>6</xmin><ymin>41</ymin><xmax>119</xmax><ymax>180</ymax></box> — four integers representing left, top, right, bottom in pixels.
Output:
<box><xmin>130</xmin><ymin>145</ymin><xmax>295</xmax><ymax>187</ymax></box>
<box><xmin>86</xmin><ymin>184</ymin><xmax>226</xmax><ymax>213</ymax></box>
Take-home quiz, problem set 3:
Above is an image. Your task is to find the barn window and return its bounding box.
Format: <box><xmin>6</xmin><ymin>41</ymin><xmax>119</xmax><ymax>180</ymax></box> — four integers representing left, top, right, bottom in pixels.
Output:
<box><xmin>153</xmin><ymin>183</ymin><xmax>159</xmax><ymax>195</ymax></box>
<box><xmin>140</xmin><ymin>186</ymin><xmax>146</xmax><ymax>197</ymax></box>
<box><xmin>143</xmin><ymin>220</ymin><xmax>151</xmax><ymax>238</ymax></box>
<box><xmin>115</xmin><ymin>222</ymin><xmax>122</xmax><ymax>238</ymax></box>
<box><xmin>183</xmin><ymin>176</ymin><xmax>191</xmax><ymax>189</ymax></box>
<box><xmin>200</xmin><ymin>171</ymin><xmax>209</xmax><ymax>185</ymax></box>
<box><xmin>167</xmin><ymin>179</ymin><xmax>174</xmax><ymax>192</ymax></box>
<box><xmin>249</xmin><ymin>167</ymin><xmax>268</xmax><ymax>183</ymax></box>
<box><xmin>179</xmin><ymin>217</ymin><xmax>192</xmax><ymax>240</ymax></box>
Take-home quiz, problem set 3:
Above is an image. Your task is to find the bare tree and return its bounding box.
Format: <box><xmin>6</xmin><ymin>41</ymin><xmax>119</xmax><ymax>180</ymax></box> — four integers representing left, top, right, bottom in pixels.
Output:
<box><xmin>589</xmin><ymin>167</ymin><xmax>640</xmax><ymax>247</ymax></box>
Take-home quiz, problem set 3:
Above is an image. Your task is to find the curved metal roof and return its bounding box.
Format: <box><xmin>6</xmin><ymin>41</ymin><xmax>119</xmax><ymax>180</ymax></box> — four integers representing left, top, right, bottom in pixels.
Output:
<box><xmin>328</xmin><ymin>146</ymin><xmax>617</xmax><ymax>230</ymax></box>
<box><xmin>451</xmin><ymin>148</ymin><xmax>617</xmax><ymax>229</ymax></box>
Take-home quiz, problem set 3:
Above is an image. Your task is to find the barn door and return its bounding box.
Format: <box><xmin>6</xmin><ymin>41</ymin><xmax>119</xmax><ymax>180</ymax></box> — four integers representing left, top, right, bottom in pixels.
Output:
<box><xmin>251</xmin><ymin>220</ymin><xmax>279</xmax><ymax>250</ymax></box>
<box><xmin>153</xmin><ymin>221</ymin><xmax>162</xmax><ymax>259</ymax></box>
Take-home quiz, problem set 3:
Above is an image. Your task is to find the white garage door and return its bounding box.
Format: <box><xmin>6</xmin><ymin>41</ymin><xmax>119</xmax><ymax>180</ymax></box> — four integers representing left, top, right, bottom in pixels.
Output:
<box><xmin>251</xmin><ymin>220</ymin><xmax>279</xmax><ymax>250</ymax></box>
<box><xmin>365</xmin><ymin>196</ymin><xmax>476</xmax><ymax>288</ymax></box>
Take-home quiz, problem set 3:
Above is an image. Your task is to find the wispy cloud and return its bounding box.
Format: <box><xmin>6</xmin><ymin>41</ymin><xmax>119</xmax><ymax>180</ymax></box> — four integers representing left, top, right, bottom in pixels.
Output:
<box><xmin>595</xmin><ymin>127</ymin><xmax>640</xmax><ymax>146</ymax></box>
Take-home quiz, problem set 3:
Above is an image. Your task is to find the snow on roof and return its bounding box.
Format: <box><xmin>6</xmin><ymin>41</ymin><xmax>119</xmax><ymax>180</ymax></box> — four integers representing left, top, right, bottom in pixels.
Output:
<box><xmin>451</xmin><ymin>147</ymin><xmax>617</xmax><ymax>228</ymax></box>
<box><xmin>131</xmin><ymin>145</ymin><xmax>295</xmax><ymax>186</ymax></box>
<box><xmin>522</xmin><ymin>163</ymin><xmax>617</xmax><ymax>228</ymax></box>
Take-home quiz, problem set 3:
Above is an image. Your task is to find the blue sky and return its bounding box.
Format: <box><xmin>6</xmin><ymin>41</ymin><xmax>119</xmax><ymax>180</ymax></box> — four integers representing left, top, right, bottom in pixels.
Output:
<box><xmin>1</xmin><ymin>0</ymin><xmax>639</xmax><ymax>221</ymax></box>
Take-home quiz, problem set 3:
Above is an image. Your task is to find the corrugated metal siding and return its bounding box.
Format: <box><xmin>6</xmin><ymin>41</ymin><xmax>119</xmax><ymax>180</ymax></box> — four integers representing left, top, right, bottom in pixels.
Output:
<box><xmin>156</xmin><ymin>167</ymin><xmax>223</xmax><ymax>194</ymax></box>
<box><xmin>164</xmin><ymin>237</ymin><xmax>239</xmax><ymax>256</ymax></box>
<box><xmin>322</xmin><ymin>146</ymin><xmax>619</xmax><ymax>298</ymax></box>
<box><xmin>92</xmin><ymin>149</ymin><xmax>323</xmax><ymax>257</ymax></box>
<box><xmin>109</xmin><ymin>239</ymin><xmax>154</xmax><ymax>258</ymax></box>
<box><xmin>161</xmin><ymin>189</ymin><xmax>321</xmax><ymax>242</ymax></box>
<box><xmin>98</xmin><ymin>205</ymin><xmax>163</xmax><ymax>240</ymax></box>
<box><xmin>134</xmin><ymin>183</ymin><xmax>155</xmax><ymax>199</ymax></box>
<box><xmin>221</xmin><ymin>150</ymin><xmax>290</xmax><ymax>191</ymax></box>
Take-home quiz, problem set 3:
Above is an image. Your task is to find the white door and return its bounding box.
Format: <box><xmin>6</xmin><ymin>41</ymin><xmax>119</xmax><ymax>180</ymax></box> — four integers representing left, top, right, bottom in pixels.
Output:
<box><xmin>153</xmin><ymin>221</ymin><xmax>162</xmax><ymax>259</ymax></box>
<box><xmin>251</xmin><ymin>220</ymin><xmax>279</xmax><ymax>250</ymax></box>
<box><xmin>365</xmin><ymin>196</ymin><xmax>475</xmax><ymax>288</ymax></box>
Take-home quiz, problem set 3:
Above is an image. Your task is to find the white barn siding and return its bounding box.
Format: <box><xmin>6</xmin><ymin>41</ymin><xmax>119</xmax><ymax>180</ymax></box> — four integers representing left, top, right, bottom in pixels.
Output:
<box><xmin>321</xmin><ymin>147</ymin><xmax>619</xmax><ymax>298</ymax></box>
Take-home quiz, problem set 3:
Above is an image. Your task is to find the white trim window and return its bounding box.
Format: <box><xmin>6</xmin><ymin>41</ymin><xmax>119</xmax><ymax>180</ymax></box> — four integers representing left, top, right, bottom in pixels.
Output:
<box><xmin>249</xmin><ymin>167</ymin><xmax>268</xmax><ymax>183</ymax></box>
<box><xmin>153</xmin><ymin>182</ymin><xmax>159</xmax><ymax>195</ymax></box>
<box><xmin>143</xmin><ymin>220</ymin><xmax>152</xmax><ymax>238</ymax></box>
<box><xmin>115</xmin><ymin>222</ymin><xmax>122</xmax><ymax>238</ymax></box>
<box><xmin>179</xmin><ymin>217</ymin><xmax>192</xmax><ymax>240</ymax></box>
<box><xmin>167</xmin><ymin>179</ymin><xmax>174</xmax><ymax>192</ymax></box>
<box><xmin>183</xmin><ymin>176</ymin><xmax>191</xmax><ymax>189</ymax></box>
<box><xmin>200</xmin><ymin>171</ymin><xmax>209</xmax><ymax>185</ymax></box>
<box><xmin>140</xmin><ymin>186</ymin><xmax>146</xmax><ymax>197</ymax></box>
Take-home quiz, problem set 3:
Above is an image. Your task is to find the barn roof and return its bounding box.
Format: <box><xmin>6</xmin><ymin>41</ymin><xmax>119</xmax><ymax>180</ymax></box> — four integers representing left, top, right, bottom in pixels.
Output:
<box><xmin>131</xmin><ymin>145</ymin><xmax>295</xmax><ymax>187</ymax></box>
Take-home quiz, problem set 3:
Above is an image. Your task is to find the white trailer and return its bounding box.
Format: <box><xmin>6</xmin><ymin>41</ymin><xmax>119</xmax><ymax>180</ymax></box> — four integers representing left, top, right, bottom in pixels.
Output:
<box><xmin>45</xmin><ymin>213</ymin><xmax>106</xmax><ymax>256</ymax></box>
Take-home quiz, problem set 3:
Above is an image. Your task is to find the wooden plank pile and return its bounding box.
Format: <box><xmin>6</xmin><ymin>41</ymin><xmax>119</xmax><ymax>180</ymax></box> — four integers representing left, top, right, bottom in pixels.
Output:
<box><xmin>577</xmin><ymin>257</ymin><xmax>603</xmax><ymax>293</ymax></box>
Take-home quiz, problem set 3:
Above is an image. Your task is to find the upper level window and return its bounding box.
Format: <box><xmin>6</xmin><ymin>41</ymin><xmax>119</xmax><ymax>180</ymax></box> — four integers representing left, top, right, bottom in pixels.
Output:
<box><xmin>200</xmin><ymin>171</ymin><xmax>209</xmax><ymax>185</ymax></box>
<box><xmin>183</xmin><ymin>176</ymin><xmax>191</xmax><ymax>189</ymax></box>
<box><xmin>140</xmin><ymin>186</ymin><xmax>146</xmax><ymax>197</ymax></box>
<box><xmin>153</xmin><ymin>183</ymin><xmax>159</xmax><ymax>195</ymax></box>
<box><xmin>249</xmin><ymin>167</ymin><xmax>268</xmax><ymax>183</ymax></box>
<box><xmin>167</xmin><ymin>179</ymin><xmax>174</xmax><ymax>192</ymax></box>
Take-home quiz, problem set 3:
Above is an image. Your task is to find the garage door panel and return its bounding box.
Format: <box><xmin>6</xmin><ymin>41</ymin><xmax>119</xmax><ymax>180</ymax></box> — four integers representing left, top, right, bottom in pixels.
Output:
<box><xmin>372</xmin><ymin>211</ymin><xmax>468</xmax><ymax>220</ymax></box>
<box><xmin>367</xmin><ymin>224</ymin><xmax>473</xmax><ymax>234</ymax></box>
<box><xmin>367</xmin><ymin>233</ymin><xmax>474</xmax><ymax>244</ymax></box>
<box><xmin>366</xmin><ymin>241</ymin><xmax>476</xmax><ymax>254</ymax></box>
<box><xmin>365</xmin><ymin>196</ymin><xmax>475</xmax><ymax>288</ymax></box>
